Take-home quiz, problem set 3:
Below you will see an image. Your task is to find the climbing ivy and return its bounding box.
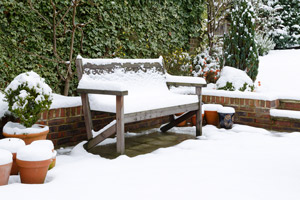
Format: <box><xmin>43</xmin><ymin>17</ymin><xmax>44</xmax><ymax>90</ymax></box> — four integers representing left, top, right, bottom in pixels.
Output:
<box><xmin>0</xmin><ymin>0</ymin><xmax>205</xmax><ymax>95</ymax></box>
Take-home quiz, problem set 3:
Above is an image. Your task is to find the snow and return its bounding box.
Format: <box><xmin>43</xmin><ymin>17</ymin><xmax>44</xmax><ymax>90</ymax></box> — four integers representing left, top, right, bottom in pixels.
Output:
<box><xmin>217</xmin><ymin>106</ymin><xmax>235</xmax><ymax>114</ymax></box>
<box><xmin>270</xmin><ymin>109</ymin><xmax>300</xmax><ymax>119</ymax></box>
<box><xmin>255</xmin><ymin>49</ymin><xmax>300</xmax><ymax>100</ymax></box>
<box><xmin>0</xmin><ymin>91</ymin><xmax>8</xmax><ymax>119</ymax></box>
<box><xmin>78</xmin><ymin>74</ymin><xmax>127</xmax><ymax>92</ymax></box>
<box><xmin>0</xmin><ymin>149</ymin><xmax>12</xmax><ymax>165</ymax></box>
<box><xmin>216</xmin><ymin>66</ymin><xmax>254</xmax><ymax>91</ymax></box>
<box><xmin>203</xmin><ymin>104</ymin><xmax>223</xmax><ymax>111</ymax></box>
<box><xmin>50</xmin><ymin>94</ymin><xmax>81</xmax><ymax>109</ymax></box>
<box><xmin>166</xmin><ymin>74</ymin><xmax>206</xmax><ymax>85</ymax></box>
<box><xmin>78</xmin><ymin>55</ymin><xmax>163</xmax><ymax>66</ymax></box>
<box><xmin>3</xmin><ymin>122</ymin><xmax>49</xmax><ymax>135</ymax></box>
<box><xmin>16</xmin><ymin>145</ymin><xmax>53</xmax><ymax>162</ymax></box>
<box><xmin>31</xmin><ymin>140</ymin><xmax>54</xmax><ymax>151</ymax></box>
<box><xmin>0</xmin><ymin>138</ymin><xmax>25</xmax><ymax>153</ymax></box>
<box><xmin>1</xmin><ymin>125</ymin><xmax>300</xmax><ymax>199</ymax></box>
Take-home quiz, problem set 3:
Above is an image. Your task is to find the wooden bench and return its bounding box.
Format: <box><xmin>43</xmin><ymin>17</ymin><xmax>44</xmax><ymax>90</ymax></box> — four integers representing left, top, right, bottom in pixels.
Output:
<box><xmin>76</xmin><ymin>56</ymin><xmax>206</xmax><ymax>154</ymax></box>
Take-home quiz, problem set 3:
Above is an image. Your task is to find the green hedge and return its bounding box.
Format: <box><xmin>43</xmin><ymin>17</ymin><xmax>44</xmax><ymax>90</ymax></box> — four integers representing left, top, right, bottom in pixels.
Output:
<box><xmin>0</xmin><ymin>0</ymin><xmax>205</xmax><ymax>95</ymax></box>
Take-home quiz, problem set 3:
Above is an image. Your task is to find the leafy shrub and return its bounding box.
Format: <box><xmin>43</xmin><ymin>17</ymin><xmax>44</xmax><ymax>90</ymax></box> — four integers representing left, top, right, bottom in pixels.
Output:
<box><xmin>192</xmin><ymin>48</ymin><xmax>221</xmax><ymax>83</ymax></box>
<box><xmin>4</xmin><ymin>71</ymin><xmax>53</xmax><ymax>127</ymax></box>
<box><xmin>255</xmin><ymin>32</ymin><xmax>275</xmax><ymax>56</ymax></box>
<box><xmin>163</xmin><ymin>48</ymin><xmax>192</xmax><ymax>76</ymax></box>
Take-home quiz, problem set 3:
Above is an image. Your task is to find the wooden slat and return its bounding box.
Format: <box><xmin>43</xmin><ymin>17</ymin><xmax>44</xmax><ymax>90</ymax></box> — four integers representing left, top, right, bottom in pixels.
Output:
<box><xmin>85</xmin><ymin>124</ymin><xmax>116</xmax><ymax>150</ymax></box>
<box><xmin>166</xmin><ymin>82</ymin><xmax>207</xmax><ymax>87</ymax></box>
<box><xmin>76</xmin><ymin>58</ymin><xmax>83</xmax><ymax>80</ymax></box>
<box><xmin>81</xmin><ymin>93</ymin><xmax>93</xmax><ymax>140</ymax></box>
<box><xmin>124</xmin><ymin>103</ymin><xmax>199</xmax><ymax>123</ymax></box>
<box><xmin>160</xmin><ymin>111</ymin><xmax>197</xmax><ymax>132</ymax></box>
<box><xmin>77</xmin><ymin>88</ymin><xmax>128</xmax><ymax>96</ymax></box>
<box><xmin>116</xmin><ymin>96</ymin><xmax>125</xmax><ymax>154</ymax></box>
<box><xmin>195</xmin><ymin>87</ymin><xmax>203</xmax><ymax>136</ymax></box>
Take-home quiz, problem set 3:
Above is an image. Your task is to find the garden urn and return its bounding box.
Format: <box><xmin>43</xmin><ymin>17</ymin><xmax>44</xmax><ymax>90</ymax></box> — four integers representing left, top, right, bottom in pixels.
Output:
<box><xmin>218</xmin><ymin>107</ymin><xmax>235</xmax><ymax>129</ymax></box>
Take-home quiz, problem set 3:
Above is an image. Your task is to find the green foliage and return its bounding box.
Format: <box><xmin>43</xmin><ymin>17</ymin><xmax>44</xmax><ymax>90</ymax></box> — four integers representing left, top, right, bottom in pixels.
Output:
<box><xmin>255</xmin><ymin>32</ymin><xmax>275</xmax><ymax>56</ymax></box>
<box><xmin>0</xmin><ymin>0</ymin><xmax>205</xmax><ymax>95</ymax></box>
<box><xmin>270</xmin><ymin>0</ymin><xmax>300</xmax><ymax>49</ymax></box>
<box><xmin>223</xmin><ymin>0</ymin><xmax>259</xmax><ymax>81</ymax></box>
<box><xmin>164</xmin><ymin>48</ymin><xmax>192</xmax><ymax>76</ymax></box>
<box><xmin>217</xmin><ymin>82</ymin><xmax>235</xmax><ymax>91</ymax></box>
<box><xmin>239</xmin><ymin>83</ymin><xmax>255</xmax><ymax>92</ymax></box>
<box><xmin>4</xmin><ymin>72</ymin><xmax>52</xmax><ymax>128</ymax></box>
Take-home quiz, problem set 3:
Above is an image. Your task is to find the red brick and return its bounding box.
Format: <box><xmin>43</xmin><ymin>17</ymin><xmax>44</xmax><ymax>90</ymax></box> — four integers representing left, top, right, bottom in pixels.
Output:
<box><xmin>221</xmin><ymin>97</ymin><xmax>225</xmax><ymax>104</ymax></box>
<box><xmin>216</xmin><ymin>96</ymin><xmax>221</xmax><ymax>104</ymax></box>
<box><xmin>260</xmin><ymin>100</ymin><xmax>266</xmax><ymax>108</ymax></box>
<box><xmin>211</xmin><ymin>96</ymin><xmax>216</xmax><ymax>103</ymax></box>
<box><xmin>230</xmin><ymin>98</ymin><xmax>235</xmax><ymax>105</ymax></box>
<box><xmin>240</xmin><ymin>99</ymin><xmax>245</xmax><ymax>106</ymax></box>
<box><xmin>202</xmin><ymin>95</ymin><xmax>207</xmax><ymax>102</ymax></box>
<box><xmin>274</xmin><ymin>120</ymin><xmax>292</xmax><ymax>127</ymax></box>
<box><xmin>60</xmin><ymin>108</ymin><xmax>66</xmax><ymax>117</ymax></box>
<box><xmin>224</xmin><ymin>97</ymin><xmax>229</xmax><ymax>105</ymax></box>
<box><xmin>255</xmin><ymin>100</ymin><xmax>260</xmax><ymax>107</ymax></box>
<box><xmin>248</xmin><ymin>113</ymin><xmax>256</xmax><ymax>117</ymax></box>
<box><xmin>48</xmin><ymin>110</ymin><xmax>55</xmax><ymax>119</ymax></box>
<box><xmin>48</xmin><ymin>118</ymin><xmax>66</xmax><ymax>126</ymax></box>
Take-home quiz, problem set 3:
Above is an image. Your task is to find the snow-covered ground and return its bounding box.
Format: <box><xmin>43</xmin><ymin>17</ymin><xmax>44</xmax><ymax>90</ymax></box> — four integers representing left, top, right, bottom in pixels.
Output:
<box><xmin>255</xmin><ymin>49</ymin><xmax>300</xmax><ymax>99</ymax></box>
<box><xmin>1</xmin><ymin>125</ymin><xmax>300</xmax><ymax>200</ymax></box>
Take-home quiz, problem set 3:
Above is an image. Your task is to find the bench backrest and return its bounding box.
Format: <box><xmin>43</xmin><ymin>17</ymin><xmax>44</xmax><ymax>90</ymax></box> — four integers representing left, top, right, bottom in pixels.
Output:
<box><xmin>76</xmin><ymin>56</ymin><xmax>169</xmax><ymax>94</ymax></box>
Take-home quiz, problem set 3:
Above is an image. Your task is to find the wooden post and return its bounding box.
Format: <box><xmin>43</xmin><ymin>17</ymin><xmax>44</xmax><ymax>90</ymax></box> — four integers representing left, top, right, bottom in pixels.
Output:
<box><xmin>196</xmin><ymin>87</ymin><xmax>203</xmax><ymax>136</ymax></box>
<box><xmin>116</xmin><ymin>95</ymin><xmax>125</xmax><ymax>154</ymax></box>
<box><xmin>81</xmin><ymin>93</ymin><xmax>93</xmax><ymax>140</ymax></box>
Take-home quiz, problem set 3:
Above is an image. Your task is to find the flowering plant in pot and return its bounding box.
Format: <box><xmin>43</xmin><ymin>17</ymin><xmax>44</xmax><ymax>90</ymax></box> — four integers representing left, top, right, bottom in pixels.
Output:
<box><xmin>2</xmin><ymin>71</ymin><xmax>53</xmax><ymax>144</ymax></box>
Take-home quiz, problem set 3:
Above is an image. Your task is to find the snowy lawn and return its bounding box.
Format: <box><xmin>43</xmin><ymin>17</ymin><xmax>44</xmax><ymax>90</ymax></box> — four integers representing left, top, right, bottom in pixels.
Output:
<box><xmin>2</xmin><ymin>124</ymin><xmax>300</xmax><ymax>200</ymax></box>
<box><xmin>255</xmin><ymin>49</ymin><xmax>300</xmax><ymax>99</ymax></box>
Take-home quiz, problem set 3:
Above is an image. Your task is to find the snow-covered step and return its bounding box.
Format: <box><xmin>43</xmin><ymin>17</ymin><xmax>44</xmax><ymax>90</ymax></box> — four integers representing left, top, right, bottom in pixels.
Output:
<box><xmin>270</xmin><ymin>109</ymin><xmax>300</xmax><ymax>120</ymax></box>
<box><xmin>279</xmin><ymin>99</ymin><xmax>300</xmax><ymax>111</ymax></box>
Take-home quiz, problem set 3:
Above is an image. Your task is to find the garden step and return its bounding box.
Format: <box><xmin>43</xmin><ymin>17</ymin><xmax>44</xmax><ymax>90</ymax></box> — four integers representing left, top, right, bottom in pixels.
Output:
<box><xmin>278</xmin><ymin>99</ymin><xmax>300</xmax><ymax>111</ymax></box>
<box><xmin>270</xmin><ymin>109</ymin><xmax>300</xmax><ymax>122</ymax></box>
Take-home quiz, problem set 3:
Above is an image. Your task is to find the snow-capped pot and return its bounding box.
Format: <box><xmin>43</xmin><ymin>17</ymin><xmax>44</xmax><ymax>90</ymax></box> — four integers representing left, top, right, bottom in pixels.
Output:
<box><xmin>0</xmin><ymin>138</ymin><xmax>25</xmax><ymax>175</ymax></box>
<box><xmin>217</xmin><ymin>107</ymin><xmax>235</xmax><ymax>129</ymax></box>
<box><xmin>30</xmin><ymin>140</ymin><xmax>56</xmax><ymax>170</ymax></box>
<box><xmin>4</xmin><ymin>71</ymin><xmax>53</xmax><ymax>128</ymax></box>
<box><xmin>203</xmin><ymin>104</ymin><xmax>223</xmax><ymax>127</ymax></box>
<box><xmin>0</xmin><ymin>149</ymin><xmax>13</xmax><ymax>186</ymax></box>
<box><xmin>2</xmin><ymin>122</ymin><xmax>49</xmax><ymax>145</ymax></box>
<box><xmin>16</xmin><ymin>145</ymin><xmax>52</xmax><ymax>184</ymax></box>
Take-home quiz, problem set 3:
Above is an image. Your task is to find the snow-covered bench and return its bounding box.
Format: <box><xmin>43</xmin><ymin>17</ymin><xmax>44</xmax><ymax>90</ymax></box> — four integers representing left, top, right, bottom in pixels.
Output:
<box><xmin>76</xmin><ymin>56</ymin><xmax>206</xmax><ymax>154</ymax></box>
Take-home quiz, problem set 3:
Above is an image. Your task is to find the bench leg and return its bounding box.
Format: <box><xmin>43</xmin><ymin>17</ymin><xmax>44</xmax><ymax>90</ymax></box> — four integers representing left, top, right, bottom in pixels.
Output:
<box><xmin>81</xmin><ymin>93</ymin><xmax>93</xmax><ymax>140</ymax></box>
<box><xmin>196</xmin><ymin>87</ymin><xmax>203</xmax><ymax>136</ymax></box>
<box><xmin>116</xmin><ymin>95</ymin><xmax>125</xmax><ymax>154</ymax></box>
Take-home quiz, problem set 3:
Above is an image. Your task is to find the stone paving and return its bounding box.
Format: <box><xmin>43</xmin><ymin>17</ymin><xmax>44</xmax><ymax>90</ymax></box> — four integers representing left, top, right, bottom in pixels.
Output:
<box><xmin>88</xmin><ymin>131</ymin><xmax>195</xmax><ymax>159</ymax></box>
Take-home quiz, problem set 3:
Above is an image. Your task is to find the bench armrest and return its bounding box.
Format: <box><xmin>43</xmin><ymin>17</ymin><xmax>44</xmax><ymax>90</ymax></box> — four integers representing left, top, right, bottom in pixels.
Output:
<box><xmin>166</xmin><ymin>74</ymin><xmax>207</xmax><ymax>87</ymax></box>
<box><xmin>77</xmin><ymin>88</ymin><xmax>128</xmax><ymax>96</ymax></box>
<box><xmin>77</xmin><ymin>76</ymin><xmax>128</xmax><ymax>96</ymax></box>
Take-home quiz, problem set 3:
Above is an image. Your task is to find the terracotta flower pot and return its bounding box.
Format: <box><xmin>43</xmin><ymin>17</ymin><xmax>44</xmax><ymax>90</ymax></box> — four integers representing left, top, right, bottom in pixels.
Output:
<box><xmin>0</xmin><ymin>162</ymin><xmax>12</xmax><ymax>186</ymax></box>
<box><xmin>191</xmin><ymin>114</ymin><xmax>205</xmax><ymax>126</ymax></box>
<box><xmin>0</xmin><ymin>149</ymin><xmax>13</xmax><ymax>186</ymax></box>
<box><xmin>175</xmin><ymin>113</ymin><xmax>187</xmax><ymax>127</ymax></box>
<box><xmin>0</xmin><ymin>138</ymin><xmax>26</xmax><ymax>175</ymax></box>
<box><xmin>3</xmin><ymin>122</ymin><xmax>49</xmax><ymax>145</ymax></box>
<box><xmin>17</xmin><ymin>159</ymin><xmax>52</xmax><ymax>184</ymax></box>
<box><xmin>203</xmin><ymin>104</ymin><xmax>223</xmax><ymax>127</ymax></box>
<box><xmin>49</xmin><ymin>151</ymin><xmax>57</xmax><ymax>170</ymax></box>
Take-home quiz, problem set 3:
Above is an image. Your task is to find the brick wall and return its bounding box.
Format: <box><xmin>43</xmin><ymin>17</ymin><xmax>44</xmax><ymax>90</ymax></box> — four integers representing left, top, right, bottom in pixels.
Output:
<box><xmin>203</xmin><ymin>95</ymin><xmax>300</xmax><ymax>132</ymax></box>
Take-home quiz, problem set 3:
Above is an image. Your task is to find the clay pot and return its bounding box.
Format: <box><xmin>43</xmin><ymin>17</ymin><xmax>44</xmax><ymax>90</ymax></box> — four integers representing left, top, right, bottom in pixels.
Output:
<box><xmin>204</xmin><ymin>104</ymin><xmax>223</xmax><ymax>127</ymax></box>
<box><xmin>0</xmin><ymin>138</ymin><xmax>25</xmax><ymax>175</ymax></box>
<box><xmin>175</xmin><ymin>113</ymin><xmax>187</xmax><ymax>127</ymax></box>
<box><xmin>0</xmin><ymin>162</ymin><xmax>12</xmax><ymax>186</ymax></box>
<box><xmin>3</xmin><ymin>122</ymin><xmax>49</xmax><ymax>145</ymax></box>
<box><xmin>0</xmin><ymin>149</ymin><xmax>13</xmax><ymax>186</ymax></box>
<box><xmin>17</xmin><ymin>159</ymin><xmax>52</xmax><ymax>184</ymax></box>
